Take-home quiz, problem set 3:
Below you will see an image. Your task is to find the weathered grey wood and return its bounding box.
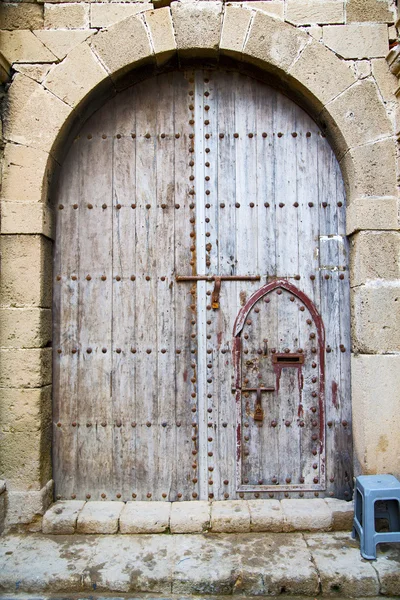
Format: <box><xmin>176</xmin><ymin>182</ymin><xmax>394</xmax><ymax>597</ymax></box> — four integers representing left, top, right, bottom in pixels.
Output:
<box><xmin>54</xmin><ymin>69</ymin><xmax>351</xmax><ymax>502</ymax></box>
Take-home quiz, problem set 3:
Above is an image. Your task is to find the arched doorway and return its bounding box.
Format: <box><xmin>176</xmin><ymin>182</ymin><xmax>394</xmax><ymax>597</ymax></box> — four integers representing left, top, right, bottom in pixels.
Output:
<box><xmin>53</xmin><ymin>69</ymin><xmax>352</xmax><ymax>502</ymax></box>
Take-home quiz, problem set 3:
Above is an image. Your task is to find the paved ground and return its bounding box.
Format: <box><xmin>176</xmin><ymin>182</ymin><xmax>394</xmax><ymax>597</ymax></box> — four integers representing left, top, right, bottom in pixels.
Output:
<box><xmin>0</xmin><ymin>532</ymin><xmax>399</xmax><ymax>598</ymax></box>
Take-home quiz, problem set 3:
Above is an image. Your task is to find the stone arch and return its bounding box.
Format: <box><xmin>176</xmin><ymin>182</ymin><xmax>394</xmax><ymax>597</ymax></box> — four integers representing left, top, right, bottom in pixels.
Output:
<box><xmin>1</xmin><ymin>3</ymin><xmax>397</xmax><ymax>522</ymax></box>
<box><xmin>3</xmin><ymin>4</ymin><xmax>396</xmax><ymax>214</ymax></box>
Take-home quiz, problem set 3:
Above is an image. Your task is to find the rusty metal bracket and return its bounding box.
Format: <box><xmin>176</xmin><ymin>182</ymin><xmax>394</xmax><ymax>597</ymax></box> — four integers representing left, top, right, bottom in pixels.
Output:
<box><xmin>211</xmin><ymin>277</ymin><xmax>221</xmax><ymax>309</ymax></box>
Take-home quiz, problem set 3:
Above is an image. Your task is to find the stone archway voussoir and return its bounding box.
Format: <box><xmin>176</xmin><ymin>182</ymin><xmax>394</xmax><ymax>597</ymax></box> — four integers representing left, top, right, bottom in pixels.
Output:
<box><xmin>171</xmin><ymin>1</ymin><xmax>223</xmax><ymax>59</ymax></box>
<box><xmin>3</xmin><ymin>73</ymin><xmax>72</xmax><ymax>163</ymax></box>
<box><xmin>243</xmin><ymin>10</ymin><xmax>310</xmax><ymax>76</ymax></box>
<box><xmin>43</xmin><ymin>42</ymin><xmax>111</xmax><ymax>110</ymax></box>
<box><xmin>320</xmin><ymin>78</ymin><xmax>393</xmax><ymax>160</ymax></box>
<box><xmin>90</xmin><ymin>12</ymin><xmax>155</xmax><ymax>81</ymax></box>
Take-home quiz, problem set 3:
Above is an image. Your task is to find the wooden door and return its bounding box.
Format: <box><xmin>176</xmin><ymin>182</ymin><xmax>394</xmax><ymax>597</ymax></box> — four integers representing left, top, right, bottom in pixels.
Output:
<box><xmin>53</xmin><ymin>69</ymin><xmax>352</xmax><ymax>502</ymax></box>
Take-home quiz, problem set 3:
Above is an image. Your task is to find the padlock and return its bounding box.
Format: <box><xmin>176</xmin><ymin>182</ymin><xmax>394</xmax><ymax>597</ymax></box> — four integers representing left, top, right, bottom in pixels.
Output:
<box><xmin>254</xmin><ymin>404</ymin><xmax>264</xmax><ymax>421</ymax></box>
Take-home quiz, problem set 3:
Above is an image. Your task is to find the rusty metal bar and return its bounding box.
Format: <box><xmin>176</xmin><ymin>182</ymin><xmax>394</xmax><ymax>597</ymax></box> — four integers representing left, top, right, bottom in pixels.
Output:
<box><xmin>176</xmin><ymin>275</ymin><xmax>261</xmax><ymax>282</ymax></box>
<box><xmin>232</xmin><ymin>387</ymin><xmax>275</xmax><ymax>392</ymax></box>
<box><xmin>242</xmin><ymin>387</ymin><xmax>275</xmax><ymax>392</ymax></box>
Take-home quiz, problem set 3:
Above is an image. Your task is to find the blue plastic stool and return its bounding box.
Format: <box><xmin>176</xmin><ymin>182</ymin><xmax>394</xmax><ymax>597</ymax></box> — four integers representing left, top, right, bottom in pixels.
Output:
<box><xmin>352</xmin><ymin>474</ymin><xmax>400</xmax><ymax>560</ymax></box>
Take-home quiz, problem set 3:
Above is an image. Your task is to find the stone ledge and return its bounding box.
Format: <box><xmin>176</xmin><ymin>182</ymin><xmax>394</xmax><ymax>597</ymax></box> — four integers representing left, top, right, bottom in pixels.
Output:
<box><xmin>41</xmin><ymin>498</ymin><xmax>353</xmax><ymax>534</ymax></box>
<box><xmin>1</xmin><ymin>531</ymin><xmax>398</xmax><ymax>596</ymax></box>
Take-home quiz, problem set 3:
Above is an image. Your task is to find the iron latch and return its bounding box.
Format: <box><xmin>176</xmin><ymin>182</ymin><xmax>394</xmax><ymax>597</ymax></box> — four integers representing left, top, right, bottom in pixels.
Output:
<box><xmin>235</xmin><ymin>386</ymin><xmax>275</xmax><ymax>423</ymax></box>
<box><xmin>176</xmin><ymin>275</ymin><xmax>261</xmax><ymax>310</ymax></box>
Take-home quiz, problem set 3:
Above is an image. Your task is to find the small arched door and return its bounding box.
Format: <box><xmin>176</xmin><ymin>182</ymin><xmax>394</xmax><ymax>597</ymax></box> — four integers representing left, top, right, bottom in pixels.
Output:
<box><xmin>53</xmin><ymin>69</ymin><xmax>352</xmax><ymax>502</ymax></box>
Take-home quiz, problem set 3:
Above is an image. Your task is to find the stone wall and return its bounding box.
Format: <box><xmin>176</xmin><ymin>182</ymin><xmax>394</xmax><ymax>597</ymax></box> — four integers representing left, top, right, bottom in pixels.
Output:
<box><xmin>0</xmin><ymin>0</ymin><xmax>399</xmax><ymax>527</ymax></box>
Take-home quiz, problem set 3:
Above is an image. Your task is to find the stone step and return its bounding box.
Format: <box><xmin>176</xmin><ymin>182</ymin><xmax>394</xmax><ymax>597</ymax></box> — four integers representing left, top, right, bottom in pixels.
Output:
<box><xmin>42</xmin><ymin>498</ymin><xmax>353</xmax><ymax>535</ymax></box>
<box><xmin>0</xmin><ymin>531</ymin><xmax>399</xmax><ymax>597</ymax></box>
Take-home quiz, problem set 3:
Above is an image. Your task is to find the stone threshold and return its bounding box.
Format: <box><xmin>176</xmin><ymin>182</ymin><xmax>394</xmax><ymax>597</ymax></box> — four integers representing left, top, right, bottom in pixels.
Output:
<box><xmin>42</xmin><ymin>497</ymin><xmax>353</xmax><ymax>535</ymax></box>
<box><xmin>0</xmin><ymin>531</ymin><xmax>399</xmax><ymax>597</ymax></box>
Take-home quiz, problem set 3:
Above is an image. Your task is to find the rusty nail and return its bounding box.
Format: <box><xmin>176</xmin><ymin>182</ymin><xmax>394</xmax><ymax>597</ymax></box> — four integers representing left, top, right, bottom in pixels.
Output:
<box><xmin>337</xmin><ymin>201</ymin><xmax>343</xmax><ymax>207</ymax></box>
<box><xmin>312</xmin><ymin>434</ymin><xmax>318</xmax><ymax>441</ymax></box>
<box><xmin>73</xmin><ymin>204</ymin><xmax>78</xmax><ymax>209</ymax></box>
<box><xmin>286</xmin><ymin>477</ymin><xmax>291</xmax><ymax>483</ymax></box>
<box><xmin>86</xmin><ymin>422</ymin><xmax>92</xmax><ymax>427</ymax></box>
<box><xmin>272</xmin><ymin>477</ymin><xmax>278</xmax><ymax>484</ymax></box>
<box><xmin>312</xmin><ymin>377</ymin><xmax>317</xmax><ymax>383</ymax></box>
<box><xmin>131</xmin><ymin>203</ymin><xmax>136</xmax><ymax>209</ymax></box>
<box><xmin>311</xmin><ymin>406</ymin><xmax>317</xmax><ymax>413</ymax></box>
<box><xmin>176</xmin><ymin>421</ymin><xmax>181</xmax><ymax>427</ymax></box>
<box><xmin>131</xmin><ymin>348</ymin><xmax>137</xmax><ymax>354</ymax></box>
<box><xmin>72</xmin><ymin>421</ymin><xmax>77</xmax><ymax>427</ymax></box>
<box><xmin>326</xmin><ymin>345</ymin><xmax>331</xmax><ymax>353</ymax></box>
<box><xmin>59</xmin><ymin>204</ymin><xmax>64</xmax><ymax>210</ymax></box>
<box><xmin>285</xmin><ymin>420</ymin><xmax>291</xmax><ymax>427</ymax></box>
<box><xmin>146</xmin><ymin>421</ymin><xmax>151</xmax><ymax>427</ymax></box>
<box><xmin>310</xmin><ymin>274</ymin><xmax>315</xmax><ymax>280</ymax></box>
<box><xmin>306</xmin><ymin>319</ymin><xmax>312</xmax><ymax>325</ymax></box>
<box><xmin>86</xmin><ymin>348</ymin><xmax>92</xmax><ymax>354</ymax></box>
<box><xmin>313</xmin><ymin>478</ymin><xmax>319</xmax><ymax>484</ymax></box>
<box><xmin>340</xmin><ymin>345</ymin><xmax>346</xmax><ymax>352</ymax></box>
<box><xmin>101</xmin><ymin>275</ymin><xmax>107</xmax><ymax>281</ymax></box>
<box><xmin>278</xmin><ymin>132</ymin><xmax>283</xmax><ymax>138</ymax></box>
<box><xmin>327</xmin><ymin>421</ymin><xmax>333</xmax><ymax>427</ymax></box>
<box><xmin>292</xmin><ymin>132</ymin><xmax>297</xmax><ymax>137</ymax></box>
<box><xmin>72</xmin><ymin>348</ymin><xmax>77</xmax><ymax>354</ymax></box>
<box><xmin>132</xmin><ymin>493</ymin><xmax>137</xmax><ymax>498</ymax></box>
<box><xmin>223</xmin><ymin>422</ymin><xmax>228</xmax><ymax>427</ymax></box>
<box><xmin>299</xmin><ymin>477</ymin><xmax>305</xmax><ymax>483</ymax></box>
<box><xmin>308</xmin><ymin>202</ymin><xmax>314</xmax><ymax>207</ymax></box>
<box><xmin>131</xmin><ymin>275</ymin><xmax>136</xmax><ymax>281</ymax></box>
<box><xmin>342</xmin><ymin>420</ymin><xmax>348</xmax><ymax>427</ymax></box>
<box><xmin>146</xmin><ymin>349</ymin><xmax>152</xmax><ymax>354</ymax></box>
<box><xmin>299</xmin><ymin>421</ymin><xmax>305</xmax><ymax>427</ymax></box>
<box><xmin>86</xmin><ymin>494</ymin><xmax>91</xmax><ymax>499</ymax></box>
<box><xmin>312</xmin><ymin>391</ymin><xmax>318</xmax><ymax>398</ymax></box>
<box><xmin>101</xmin><ymin>421</ymin><xmax>106</xmax><ymax>427</ymax></box>
<box><xmin>57</xmin><ymin>422</ymin><xmax>62</xmax><ymax>428</ymax></box>
<box><xmin>279</xmin><ymin>202</ymin><xmax>285</xmax><ymax>208</ymax></box>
